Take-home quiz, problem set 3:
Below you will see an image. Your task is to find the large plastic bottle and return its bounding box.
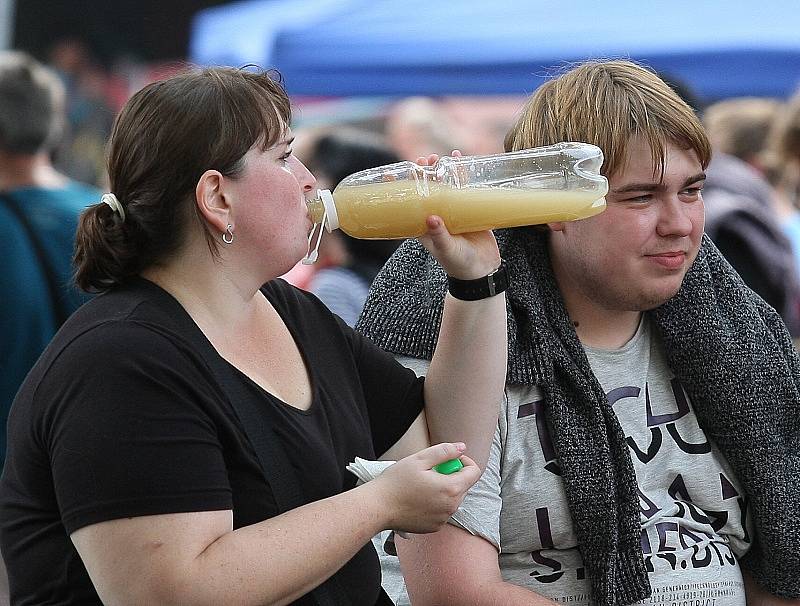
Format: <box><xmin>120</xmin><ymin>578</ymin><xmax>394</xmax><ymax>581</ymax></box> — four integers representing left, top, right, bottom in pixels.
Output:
<box><xmin>305</xmin><ymin>141</ymin><xmax>607</xmax><ymax>250</ymax></box>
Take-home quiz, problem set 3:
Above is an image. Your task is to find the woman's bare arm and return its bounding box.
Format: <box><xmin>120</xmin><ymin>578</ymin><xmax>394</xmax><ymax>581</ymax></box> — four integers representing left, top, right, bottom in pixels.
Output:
<box><xmin>71</xmin><ymin>443</ymin><xmax>480</xmax><ymax>606</ymax></box>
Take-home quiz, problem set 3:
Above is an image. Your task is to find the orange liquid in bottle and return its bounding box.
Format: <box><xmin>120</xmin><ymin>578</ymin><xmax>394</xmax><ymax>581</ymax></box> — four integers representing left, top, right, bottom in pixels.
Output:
<box><xmin>314</xmin><ymin>180</ymin><xmax>607</xmax><ymax>239</ymax></box>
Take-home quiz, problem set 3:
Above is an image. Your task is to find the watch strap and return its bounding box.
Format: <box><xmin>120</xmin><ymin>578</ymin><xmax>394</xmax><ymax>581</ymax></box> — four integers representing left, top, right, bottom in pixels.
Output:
<box><xmin>447</xmin><ymin>262</ymin><xmax>508</xmax><ymax>301</ymax></box>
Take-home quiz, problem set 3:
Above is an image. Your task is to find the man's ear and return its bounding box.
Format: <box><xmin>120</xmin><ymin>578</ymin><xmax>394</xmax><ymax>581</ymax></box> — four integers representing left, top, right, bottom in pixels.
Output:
<box><xmin>547</xmin><ymin>221</ymin><xmax>566</xmax><ymax>232</ymax></box>
<box><xmin>195</xmin><ymin>169</ymin><xmax>231</xmax><ymax>234</ymax></box>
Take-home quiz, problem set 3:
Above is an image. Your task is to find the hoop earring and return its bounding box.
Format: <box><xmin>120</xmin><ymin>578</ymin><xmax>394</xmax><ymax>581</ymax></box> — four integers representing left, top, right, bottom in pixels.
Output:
<box><xmin>222</xmin><ymin>224</ymin><xmax>234</xmax><ymax>244</ymax></box>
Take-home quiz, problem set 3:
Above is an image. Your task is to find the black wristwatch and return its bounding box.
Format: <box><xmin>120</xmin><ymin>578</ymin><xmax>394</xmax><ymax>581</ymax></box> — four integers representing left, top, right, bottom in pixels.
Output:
<box><xmin>447</xmin><ymin>262</ymin><xmax>508</xmax><ymax>301</ymax></box>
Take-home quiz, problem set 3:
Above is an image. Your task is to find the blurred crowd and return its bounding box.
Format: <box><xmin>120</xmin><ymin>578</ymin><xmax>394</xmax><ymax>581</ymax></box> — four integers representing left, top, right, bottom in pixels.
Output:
<box><xmin>5</xmin><ymin>40</ymin><xmax>800</xmax><ymax>435</ymax></box>
<box><xmin>2</xmin><ymin>38</ymin><xmax>800</xmax><ymax>603</ymax></box>
<box><xmin>4</xmin><ymin>40</ymin><xmax>800</xmax><ymax>426</ymax></box>
<box><xmin>294</xmin><ymin>79</ymin><xmax>800</xmax><ymax>342</ymax></box>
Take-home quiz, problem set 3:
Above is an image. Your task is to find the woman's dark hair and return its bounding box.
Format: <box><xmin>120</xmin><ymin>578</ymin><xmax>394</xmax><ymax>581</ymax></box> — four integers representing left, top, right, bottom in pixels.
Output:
<box><xmin>74</xmin><ymin>66</ymin><xmax>291</xmax><ymax>292</ymax></box>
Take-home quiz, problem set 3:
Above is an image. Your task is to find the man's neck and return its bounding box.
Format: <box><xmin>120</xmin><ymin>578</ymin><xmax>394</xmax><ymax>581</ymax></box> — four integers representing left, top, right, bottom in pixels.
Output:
<box><xmin>570</xmin><ymin>305</ymin><xmax>643</xmax><ymax>349</ymax></box>
<box><xmin>0</xmin><ymin>152</ymin><xmax>68</xmax><ymax>191</ymax></box>
<box><xmin>548</xmin><ymin>240</ymin><xmax>644</xmax><ymax>349</ymax></box>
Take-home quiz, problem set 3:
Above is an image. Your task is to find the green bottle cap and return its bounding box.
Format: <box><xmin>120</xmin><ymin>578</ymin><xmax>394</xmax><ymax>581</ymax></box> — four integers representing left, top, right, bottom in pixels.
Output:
<box><xmin>434</xmin><ymin>458</ymin><xmax>464</xmax><ymax>475</ymax></box>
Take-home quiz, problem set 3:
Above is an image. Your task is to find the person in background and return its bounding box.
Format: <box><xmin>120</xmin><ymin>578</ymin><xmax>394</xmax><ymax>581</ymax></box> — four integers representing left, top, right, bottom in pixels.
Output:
<box><xmin>701</xmin><ymin>97</ymin><xmax>800</xmax><ymax>334</ymax></box>
<box><xmin>704</xmin><ymin>98</ymin><xmax>783</xmax><ymax>174</ymax></box>
<box><xmin>358</xmin><ymin>60</ymin><xmax>800</xmax><ymax>605</ymax></box>
<box><xmin>767</xmin><ymin>91</ymin><xmax>800</xmax><ymax>285</ymax></box>
<box><xmin>48</xmin><ymin>38</ymin><xmax>114</xmax><ymax>188</ymax></box>
<box><xmin>385</xmin><ymin>97</ymin><xmax>460</xmax><ymax>160</ymax></box>
<box><xmin>0</xmin><ymin>51</ymin><xmax>100</xmax><ymax>463</ymax></box>
<box><xmin>0</xmin><ymin>66</ymin><xmax>507</xmax><ymax>605</ymax></box>
<box><xmin>301</xmin><ymin>129</ymin><xmax>404</xmax><ymax>326</ymax></box>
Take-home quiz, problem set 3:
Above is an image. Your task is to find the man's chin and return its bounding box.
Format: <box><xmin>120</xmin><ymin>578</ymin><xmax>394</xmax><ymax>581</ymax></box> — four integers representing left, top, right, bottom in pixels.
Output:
<box><xmin>639</xmin><ymin>283</ymin><xmax>684</xmax><ymax>310</ymax></box>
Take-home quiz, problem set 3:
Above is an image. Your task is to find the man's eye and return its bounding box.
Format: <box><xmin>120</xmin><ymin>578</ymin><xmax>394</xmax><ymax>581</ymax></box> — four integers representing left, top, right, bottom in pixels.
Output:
<box><xmin>625</xmin><ymin>194</ymin><xmax>651</xmax><ymax>203</ymax></box>
<box><xmin>682</xmin><ymin>187</ymin><xmax>703</xmax><ymax>196</ymax></box>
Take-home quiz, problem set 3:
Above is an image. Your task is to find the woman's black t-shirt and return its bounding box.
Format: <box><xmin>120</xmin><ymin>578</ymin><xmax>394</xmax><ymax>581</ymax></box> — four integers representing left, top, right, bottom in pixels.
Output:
<box><xmin>0</xmin><ymin>277</ymin><xmax>424</xmax><ymax>605</ymax></box>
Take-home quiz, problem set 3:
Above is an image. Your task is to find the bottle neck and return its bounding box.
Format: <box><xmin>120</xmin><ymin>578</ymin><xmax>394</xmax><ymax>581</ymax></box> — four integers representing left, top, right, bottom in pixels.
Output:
<box><xmin>301</xmin><ymin>189</ymin><xmax>338</xmax><ymax>266</ymax></box>
<box><xmin>307</xmin><ymin>195</ymin><xmax>325</xmax><ymax>224</ymax></box>
<box><xmin>306</xmin><ymin>189</ymin><xmax>339</xmax><ymax>230</ymax></box>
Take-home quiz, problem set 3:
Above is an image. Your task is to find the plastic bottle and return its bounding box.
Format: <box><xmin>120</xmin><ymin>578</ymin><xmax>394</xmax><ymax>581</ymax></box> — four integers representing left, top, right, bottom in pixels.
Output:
<box><xmin>306</xmin><ymin>142</ymin><xmax>607</xmax><ymax>240</ymax></box>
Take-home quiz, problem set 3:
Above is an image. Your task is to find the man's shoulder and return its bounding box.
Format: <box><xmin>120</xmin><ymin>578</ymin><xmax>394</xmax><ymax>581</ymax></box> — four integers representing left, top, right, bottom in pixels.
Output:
<box><xmin>357</xmin><ymin>239</ymin><xmax>447</xmax><ymax>360</ymax></box>
<box><xmin>60</xmin><ymin>180</ymin><xmax>103</xmax><ymax>207</ymax></box>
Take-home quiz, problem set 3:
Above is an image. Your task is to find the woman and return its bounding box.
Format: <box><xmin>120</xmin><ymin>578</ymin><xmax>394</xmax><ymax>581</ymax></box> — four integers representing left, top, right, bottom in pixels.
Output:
<box><xmin>0</xmin><ymin>67</ymin><xmax>507</xmax><ymax>605</ymax></box>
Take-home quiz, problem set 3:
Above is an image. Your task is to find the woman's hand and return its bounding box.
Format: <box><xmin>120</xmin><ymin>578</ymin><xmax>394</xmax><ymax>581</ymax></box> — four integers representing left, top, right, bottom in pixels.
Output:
<box><xmin>370</xmin><ymin>442</ymin><xmax>481</xmax><ymax>534</ymax></box>
<box><xmin>415</xmin><ymin>151</ymin><xmax>501</xmax><ymax>279</ymax></box>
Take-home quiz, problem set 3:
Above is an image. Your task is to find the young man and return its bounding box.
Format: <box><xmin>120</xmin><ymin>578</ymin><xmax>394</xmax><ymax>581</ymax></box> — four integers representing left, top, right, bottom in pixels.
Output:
<box><xmin>358</xmin><ymin>60</ymin><xmax>800</xmax><ymax>606</ymax></box>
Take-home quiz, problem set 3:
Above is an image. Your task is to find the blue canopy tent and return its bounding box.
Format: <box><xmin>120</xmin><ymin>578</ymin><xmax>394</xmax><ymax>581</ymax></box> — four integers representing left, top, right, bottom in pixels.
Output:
<box><xmin>190</xmin><ymin>0</ymin><xmax>800</xmax><ymax>100</ymax></box>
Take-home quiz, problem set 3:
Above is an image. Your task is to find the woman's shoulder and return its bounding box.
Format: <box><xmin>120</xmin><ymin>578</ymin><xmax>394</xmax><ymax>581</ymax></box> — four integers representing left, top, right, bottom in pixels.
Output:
<box><xmin>36</xmin><ymin>279</ymin><xmax>200</xmax><ymax>377</ymax></box>
<box><xmin>80</xmin><ymin>276</ymin><xmax>196</xmax><ymax>323</ymax></box>
<box><xmin>16</xmin><ymin>301</ymin><xmax>215</xmax><ymax>435</ymax></box>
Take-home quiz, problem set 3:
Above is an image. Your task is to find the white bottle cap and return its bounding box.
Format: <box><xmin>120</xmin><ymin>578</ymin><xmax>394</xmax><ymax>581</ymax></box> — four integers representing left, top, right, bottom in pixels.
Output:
<box><xmin>318</xmin><ymin>189</ymin><xmax>339</xmax><ymax>232</ymax></box>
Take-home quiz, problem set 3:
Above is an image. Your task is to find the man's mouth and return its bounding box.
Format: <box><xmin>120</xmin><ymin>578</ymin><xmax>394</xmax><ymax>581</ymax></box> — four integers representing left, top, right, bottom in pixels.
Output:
<box><xmin>646</xmin><ymin>251</ymin><xmax>686</xmax><ymax>270</ymax></box>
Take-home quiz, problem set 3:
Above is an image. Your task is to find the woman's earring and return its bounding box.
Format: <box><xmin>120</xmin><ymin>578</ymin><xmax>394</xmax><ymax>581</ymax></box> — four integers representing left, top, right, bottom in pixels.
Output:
<box><xmin>222</xmin><ymin>224</ymin><xmax>234</xmax><ymax>244</ymax></box>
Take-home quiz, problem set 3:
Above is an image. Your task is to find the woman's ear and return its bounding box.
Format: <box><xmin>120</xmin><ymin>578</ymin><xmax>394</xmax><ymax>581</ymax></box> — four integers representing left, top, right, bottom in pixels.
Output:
<box><xmin>195</xmin><ymin>169</ymin><xmax>231</xmax><ymax>234</ymax></box>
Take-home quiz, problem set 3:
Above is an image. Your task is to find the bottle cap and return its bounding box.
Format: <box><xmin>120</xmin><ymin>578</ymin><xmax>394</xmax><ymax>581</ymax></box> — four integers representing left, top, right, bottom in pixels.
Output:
<box><xmin>318</xmin><ymin>189</ymin><xmax>339</xmax><ymax>232</ymax></box>
<box><xmin>434</xmin><ymin>458</ymin><xmax>464</xmax><ymax>475</ymax></box>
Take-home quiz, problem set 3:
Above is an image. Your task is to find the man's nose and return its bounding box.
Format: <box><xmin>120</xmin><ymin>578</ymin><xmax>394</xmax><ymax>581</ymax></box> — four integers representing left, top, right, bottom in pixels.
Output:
<box><xmin>656</xmin><ymin>195</ymin><xmax>695</xmax><ymax>237</ymax></box>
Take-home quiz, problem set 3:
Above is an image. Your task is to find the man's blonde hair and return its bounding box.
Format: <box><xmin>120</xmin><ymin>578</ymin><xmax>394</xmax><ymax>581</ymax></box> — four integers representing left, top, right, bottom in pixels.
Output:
<box><xmin>504</xmin><ymin>60</ymin><xmax>711</xmax><ymax>178</ymax></box>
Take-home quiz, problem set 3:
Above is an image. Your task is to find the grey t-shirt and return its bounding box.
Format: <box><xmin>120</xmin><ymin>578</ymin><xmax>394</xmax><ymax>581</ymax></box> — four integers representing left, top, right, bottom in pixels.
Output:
<box><xmin>383</xmin><ymin>318</ymin><xmax>753</xmax><ymax>605</ymax></box>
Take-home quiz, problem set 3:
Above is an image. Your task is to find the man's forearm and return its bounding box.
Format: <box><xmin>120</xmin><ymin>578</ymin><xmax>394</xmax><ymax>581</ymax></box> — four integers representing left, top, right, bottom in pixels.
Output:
<box><xmin>403</xmin><ymin>573</ymin><xmax>558</xmax><ymax>606</ymax></box>
<box><xmin>397</xmin><ymin>528</ymin><xmax>556</xmax><ymax>606</ymax></box>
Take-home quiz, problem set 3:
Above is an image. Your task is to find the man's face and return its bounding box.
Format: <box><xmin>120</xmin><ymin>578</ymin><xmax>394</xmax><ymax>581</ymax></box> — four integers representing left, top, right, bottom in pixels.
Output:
<box><xmin>548</xmin><ymin>136</ymin><xmax>706</xmax><ymax>314</ymax></box>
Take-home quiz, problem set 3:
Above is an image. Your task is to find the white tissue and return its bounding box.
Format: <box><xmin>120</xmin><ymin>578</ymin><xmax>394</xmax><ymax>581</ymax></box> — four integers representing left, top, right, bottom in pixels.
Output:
<box><xmin>346</xmin><ymin>457</ymin><xmax>395</xmax><ymax>484</ymax></box>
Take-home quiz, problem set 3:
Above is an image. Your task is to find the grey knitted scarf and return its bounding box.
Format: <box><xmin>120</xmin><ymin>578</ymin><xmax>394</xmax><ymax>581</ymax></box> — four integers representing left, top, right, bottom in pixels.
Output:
<box><xmin>357</xmin><ymin>228</ymin><xmax>800</xmax><ymax>605</ymax></box>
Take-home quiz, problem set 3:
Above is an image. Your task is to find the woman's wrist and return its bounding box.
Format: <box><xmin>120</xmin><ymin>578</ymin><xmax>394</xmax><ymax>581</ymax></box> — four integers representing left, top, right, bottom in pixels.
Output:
<box><xmin>447</xmin><ymin>261</ymin><xmax>508</xmax><ymax>301</ymax></box>
<box><xmin>354</xmin><ymin>478</ymin><xmax>397</xmax><ymax>533</ymax></box>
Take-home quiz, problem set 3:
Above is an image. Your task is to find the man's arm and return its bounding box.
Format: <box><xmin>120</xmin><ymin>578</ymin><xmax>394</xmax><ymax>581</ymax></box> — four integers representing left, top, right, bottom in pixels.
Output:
<box><xmin>397</xmin><ymin>524</ymin><xmax>555</xmax><ymax>606</ymax></box>
<box><xmin>744</xmin><ymin>571</ymin><xmax>800</xmax><ymax>606</ymax></box>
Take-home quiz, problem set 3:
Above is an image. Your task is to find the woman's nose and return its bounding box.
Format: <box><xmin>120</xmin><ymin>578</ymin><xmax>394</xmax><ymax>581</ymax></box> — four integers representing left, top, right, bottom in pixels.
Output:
<box><xmin>294</xmin><ymin>158</ymin><xmax>317</xmax><ymax>192</ymax></box>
